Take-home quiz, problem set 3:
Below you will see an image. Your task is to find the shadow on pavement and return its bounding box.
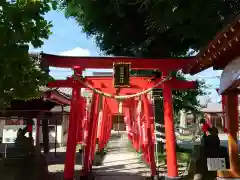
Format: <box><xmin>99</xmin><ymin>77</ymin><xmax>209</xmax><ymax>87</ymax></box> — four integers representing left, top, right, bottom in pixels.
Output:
<box><xmin>46</xmin><ymin>151</ymin><xmax>83</xmax><ymax>166</ymax></box>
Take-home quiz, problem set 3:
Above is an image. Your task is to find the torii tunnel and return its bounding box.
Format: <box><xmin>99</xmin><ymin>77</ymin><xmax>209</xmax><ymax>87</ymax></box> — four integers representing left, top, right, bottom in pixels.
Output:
<box><xmin>41</xmin><ymin>53</ymin><xmax>197</xmax><ymax>180</ymax></box>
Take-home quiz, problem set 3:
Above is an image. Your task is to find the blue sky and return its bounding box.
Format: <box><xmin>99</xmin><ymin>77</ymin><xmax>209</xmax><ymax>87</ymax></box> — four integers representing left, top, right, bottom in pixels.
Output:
<box><xmin>31</xmin><ymin>10</ymin><xmax>222</xmax><ymax>103</ymax></box>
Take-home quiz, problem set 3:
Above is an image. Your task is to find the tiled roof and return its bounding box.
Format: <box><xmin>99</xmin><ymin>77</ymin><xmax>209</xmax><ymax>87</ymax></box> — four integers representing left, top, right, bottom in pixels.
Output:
<box><xmin>57</xmin><ymin>88</ymin><xmax>72</xmax><ymax>97</ymax></box>
<box><xmin>51</xmin><ymin>105</ymin><xmax>70</xmax><ymax>113</ymax></box>
<box><xmin>183</xmin><ymin>13</ymin><xmax>240</xmax><ymax>74</ymax></box>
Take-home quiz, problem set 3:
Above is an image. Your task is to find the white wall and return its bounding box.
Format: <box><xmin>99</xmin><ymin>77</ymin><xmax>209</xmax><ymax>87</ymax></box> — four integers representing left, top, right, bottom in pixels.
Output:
<box><xmin>0</xmin><ymin>114</ymin><xmax>70</xmax><ymax>146</ymax></box>
<box><xmin>2</xmin><ymin>125</ymin><xmax>65</xmax><ymax>145</ymax></box>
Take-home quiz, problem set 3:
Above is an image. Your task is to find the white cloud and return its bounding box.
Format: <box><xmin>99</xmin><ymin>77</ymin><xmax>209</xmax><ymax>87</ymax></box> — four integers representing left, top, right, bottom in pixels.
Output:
<box><xmin>49</xmin><ymin>47</ymin><xmax>91</xmax><ymax>79</ymax></box>
<box><xmin>58</xmin><ymin>47</ymin><xmax>113</xmax><ymax>76</ymax></box>
<box><xmin>60</xmin><ymin>47</ymin><xmax>91</xmax><ymax>56</ymax></box>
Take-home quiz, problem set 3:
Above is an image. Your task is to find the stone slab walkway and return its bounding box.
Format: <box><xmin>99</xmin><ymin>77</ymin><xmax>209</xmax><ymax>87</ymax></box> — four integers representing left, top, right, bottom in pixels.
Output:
<box><xmin>93</xmin><ymin>131</ymin><xmax>151</xmax><ymax>180</ymax></box>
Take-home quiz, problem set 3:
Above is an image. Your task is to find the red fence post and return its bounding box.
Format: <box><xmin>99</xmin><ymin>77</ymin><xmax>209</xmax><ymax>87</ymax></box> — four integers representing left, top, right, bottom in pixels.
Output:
<box><xmin>63</xmin><ymin>82</ymin><xmax>81</xmax><ymax>180</ymax></box>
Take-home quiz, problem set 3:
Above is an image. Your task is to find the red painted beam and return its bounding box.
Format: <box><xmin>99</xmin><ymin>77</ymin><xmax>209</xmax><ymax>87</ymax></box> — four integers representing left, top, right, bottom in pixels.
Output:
<box><xmin>48</xmin><ymin>77</ymin><xmax>197</xmax><ymax>91</ymax></box>
<box><xmin>48</xmin><ymin>79</ymin><xmax>82</xmax><ymax>88</ymax></box>
<box><xmin>41</xmin><ymin>53</ymin><xmax>194</xmax><ymax>71</ymax></box>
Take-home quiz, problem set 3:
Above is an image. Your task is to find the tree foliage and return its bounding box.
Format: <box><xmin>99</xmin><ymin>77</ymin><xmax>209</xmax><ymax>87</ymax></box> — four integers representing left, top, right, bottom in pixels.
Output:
<box><xmin>60</xmin><ymin>0</ymin><xmax>231</xmax><ymax>112</ymax></box>
<box><xmin>62</xmin><ymin>0</ymin><xmax>239</xmax><ymax>57</ymax></box>
<box><xmin>0</xmin><ymin>0</ymin><xmax>56</xmax><ymax>107</ymax></box>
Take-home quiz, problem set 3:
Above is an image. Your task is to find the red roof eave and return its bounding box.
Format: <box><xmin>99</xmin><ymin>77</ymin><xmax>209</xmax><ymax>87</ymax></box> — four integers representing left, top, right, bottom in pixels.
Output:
<box><xmin>183</xmin><ymin>14</ymin><xmax>240</xmax><ymax>75</ymax></box>
<box><xmin>44</xmin><ymin>91</ymin><xmax>71</xmax><ymax>105</ymax></box>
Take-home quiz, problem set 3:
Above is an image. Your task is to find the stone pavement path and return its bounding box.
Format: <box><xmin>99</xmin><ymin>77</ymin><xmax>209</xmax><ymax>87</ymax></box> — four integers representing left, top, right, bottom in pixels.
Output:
<box><xmin>42</xmin><ymin>131</ymin><xmax>188</xmax><ymax>179</ymax></box>
<box><xmin>93</xmin><ymin>131</ymin><xmax>151</xmax><ymax>180</ymax></box>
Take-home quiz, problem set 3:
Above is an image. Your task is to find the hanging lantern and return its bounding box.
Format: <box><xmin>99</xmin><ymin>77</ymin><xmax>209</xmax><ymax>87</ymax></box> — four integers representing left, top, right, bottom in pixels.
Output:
<box><xmin>113</xmin><ymin>62</ymin><xmax>131</xmax><ymax>87</ymax></box>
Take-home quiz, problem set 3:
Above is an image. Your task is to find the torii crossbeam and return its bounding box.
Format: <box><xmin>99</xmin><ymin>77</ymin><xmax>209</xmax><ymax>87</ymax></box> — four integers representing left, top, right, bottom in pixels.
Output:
<box><xmin>41</xmin><ymin>53</ymin><xmax>193</xmax><ymax>71</ymax></box>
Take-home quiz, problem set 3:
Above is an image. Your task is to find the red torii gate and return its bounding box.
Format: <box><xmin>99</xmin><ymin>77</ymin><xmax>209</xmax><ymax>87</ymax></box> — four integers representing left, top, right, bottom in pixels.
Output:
<box><xmin>42</xmin><ymin>53</ymin><xmax>197</xmax><ymax>180</ymax></box>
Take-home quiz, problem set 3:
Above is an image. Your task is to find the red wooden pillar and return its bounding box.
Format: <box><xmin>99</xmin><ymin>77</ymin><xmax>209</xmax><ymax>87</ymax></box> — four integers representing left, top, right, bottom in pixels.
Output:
<box><xmin>90</xmin><ymin>96</ymin><xmax>101</xmax><ymax>163</ymax></box>
<box><xmin>226</xmin><ymin>95</ymin><xmax>239</xmax><ymax>172</ymax></box>
<box><xmin>103</xmin><ymin>114</ymin><xmax>109</xmax><ymax>148</ymax></box>
<box><xmin>222</xmin><ymin>95</ymin><xmax>227</xmax><ymax>130</ymax></box>
<box><xmin>63</xmin><ymin>82</ymin><xmax>81</xmax><ymax>180</ymax></box>
<box><xmin>163</xmin><ymin>81</ymin><xmax>179</xmax><ymax>178</ymax></box>
<box><xmin>142</xmin><ymin>94</ymin><xmax>157</xmax><ymax>176</ymax></box>
<box><xmin>82</xmin><ymin>93</ymin><xmax>100</xmax><ymax>176</ymax></box>
<box><xmin>98</xmin><ymin>97</ymin><xmax>108</xmax><ymax>151</ymax></box>
<box><xmin>76</xmin><ymin>96</ymin><xmax>85</xmax><ymax>144</ymax></box>
<box><xmin>102</xmin><ymin>100</ymin><xmax>111</xmax><ymax>148</ymax></box>
<box><xmin>136</xmin><ymin>99</ymin><xmax>143</xmax><ymax>152</ymax></box>
<box><xmin>104</xmin><ymin>110</ymin><xmax>112</xmax><ymax>147</ymax></box>
<box><xmin>218</xmin><ymin>94</ymin><xmax>240</xmax><ymax>178</ymax></box>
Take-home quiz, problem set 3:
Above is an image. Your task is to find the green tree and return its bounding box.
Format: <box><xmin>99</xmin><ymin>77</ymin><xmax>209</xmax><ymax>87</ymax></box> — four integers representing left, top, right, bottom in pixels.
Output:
<box><xmin>59</xmin><ymin>0</ymin><xmax>227</xmax><ymax>112</ymax></box>
<box><xmin>60</xmin><ymin>0</ymin><xmax>230</xmax><ymax>152</ymax></box>
<box><xmin>0</xmin><ymin>0</ymin><xmax>56</xmax><ymax>107</ymax></box>
<box><xmin>62</xmin><ymin>0</ymin><xmax>239</xmax><ymax>57</ymax></box>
